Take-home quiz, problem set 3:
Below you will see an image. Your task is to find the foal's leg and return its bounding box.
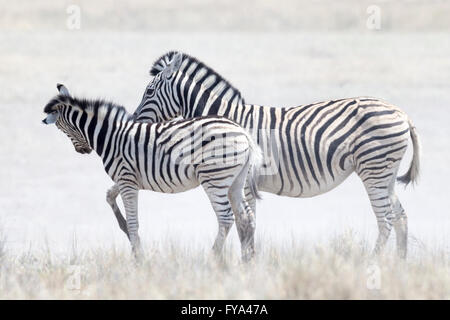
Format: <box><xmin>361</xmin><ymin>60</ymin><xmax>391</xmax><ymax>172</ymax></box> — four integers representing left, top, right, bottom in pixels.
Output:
<box><xmin>118</xmin><ymin>184</ymin><xmax>142</xmax><ymax>259</ymax></box>
<box><xmin>106</xmin><ymin>184</ymin><xmax>129</xmax><ymax>239</ymax></box>
<box><xmin>201</xmin><ymin>182</ymin><xmax>234</xmax><ymax>257</ymax></box>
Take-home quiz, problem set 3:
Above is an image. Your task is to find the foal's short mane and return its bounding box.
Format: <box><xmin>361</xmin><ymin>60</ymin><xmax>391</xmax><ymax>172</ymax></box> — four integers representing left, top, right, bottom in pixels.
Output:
<box><xmin>150</xmin><ymin>51</ymin><xmax>245</xmax><ymax>105</ymax></box>
<box><xmin>44</xmin><ymin>94</ymin><xmax>130</xmax><ymax>119</ymax></box>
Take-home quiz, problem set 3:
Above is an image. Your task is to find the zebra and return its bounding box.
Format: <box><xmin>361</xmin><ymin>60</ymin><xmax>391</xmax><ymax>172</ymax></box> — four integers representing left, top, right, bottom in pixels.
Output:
<box><xmin>132</xmin><ymin>51</ymin><xmax>421</xmax><ymax>259</ymax></box>
<box><xmin>42</xmin><ymin>84</ymin><xmax>262</xmax><ymax>261</ymax></box>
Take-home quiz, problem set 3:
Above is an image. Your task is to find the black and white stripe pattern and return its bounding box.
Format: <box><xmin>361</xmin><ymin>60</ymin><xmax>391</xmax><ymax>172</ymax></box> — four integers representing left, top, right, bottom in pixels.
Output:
<box><xmin>43</xmin><ymin>85</ymin><xmax>262</xmax><ymax>261</ymax></box>
<box><xmin>133</xmin><ymin>52</ymin><xmax>421</xmax><ymax>258</ymax></box>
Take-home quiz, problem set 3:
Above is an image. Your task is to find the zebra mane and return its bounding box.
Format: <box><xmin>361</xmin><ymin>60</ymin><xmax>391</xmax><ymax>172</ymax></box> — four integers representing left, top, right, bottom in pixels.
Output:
<box><xmin>44</xmin><ymin>94</ymin><xmax>131</xmax><ymax>120</ymax></box>
<box><xmin>150</xmin><ymin>51</ymin><xmax>245</xmax><ymax>104</ymax></box>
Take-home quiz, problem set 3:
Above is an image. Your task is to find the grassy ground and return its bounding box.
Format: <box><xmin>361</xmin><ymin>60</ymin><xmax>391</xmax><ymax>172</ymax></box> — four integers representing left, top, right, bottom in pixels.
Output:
<box><xmin>0</xmin><ymin>231</ymin><xmax>448</xmax><ymax>299</ymax></box>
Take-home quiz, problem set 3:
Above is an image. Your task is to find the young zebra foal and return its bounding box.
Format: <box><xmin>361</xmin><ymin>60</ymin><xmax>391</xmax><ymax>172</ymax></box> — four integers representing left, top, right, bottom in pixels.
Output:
<box><xmin>42</xmin><ymin>84</ymin><xmax>262</xmax><ymax>261</ymax></box>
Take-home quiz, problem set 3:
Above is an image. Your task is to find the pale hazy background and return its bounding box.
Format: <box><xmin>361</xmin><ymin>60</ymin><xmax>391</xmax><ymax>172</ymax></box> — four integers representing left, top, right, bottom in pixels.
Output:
<box><xmin>0</xmin><ymin>0</ymin><xmax>449</xmax><ymax>255</ymax></box>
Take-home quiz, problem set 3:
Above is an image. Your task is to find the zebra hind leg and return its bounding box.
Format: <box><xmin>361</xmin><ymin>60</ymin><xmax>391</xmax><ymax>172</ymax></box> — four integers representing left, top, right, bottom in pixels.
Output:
<box><xmin>240</xmin><ymin>182</ymin><xmax>257</xmax><ymax>255</ymax></box>
<box><xmin>201</xmin><ymin>177</ymin><xmax>256</xmax><ymax>262</ymax></box>
<box><xmin>202</xmin><ymin>185</ymin><xmax>235</xmax><ymax>258</ymax></box>
<box><xmin>245</xmin><ymin>181</ymin><xmax>257</xmax><ymax>218</ymax></box>
<box><xmin>364</xmin><ymin>182</ymin><xmax>408</xmax><ymax>259</ymax></box>
<box><xmin>360</xmin><ymin>159</ymin><xmax>406</xmax><ymax>258</ymax></box>
<box><xmin>229</xmin><ymin>190</ymin><xmax>256</xmax><ymax>262</ymax></box>
<box><xmin>365</xmin><ymin>185</ymin><xmax>394</xmax><ymax>256</ymax></box>
<box><xmin>390</xmin><ymin>193</ymin><xmax>408</xmax><ymax>259</ymax></box>
<box><xmin>106</xmin><ymin>184</ymin><xmax>129</xmax><ymax>239</ymax></box>
<box><xmin>228</xmin><ymin>162</ymin><xmax>256</xmax><ymax>263</ymax></box>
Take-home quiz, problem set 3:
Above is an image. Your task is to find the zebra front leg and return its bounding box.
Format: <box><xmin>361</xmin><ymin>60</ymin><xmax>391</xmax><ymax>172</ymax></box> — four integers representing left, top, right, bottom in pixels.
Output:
<box><xmin>106</xmin><ymin>184</ymin><xmax>129</xmax><ymax>239</ymax></box>
<box><xmin>119</xmin><ymin>185</ymin><xmax>143</xmax><ymax>259</ymax></box>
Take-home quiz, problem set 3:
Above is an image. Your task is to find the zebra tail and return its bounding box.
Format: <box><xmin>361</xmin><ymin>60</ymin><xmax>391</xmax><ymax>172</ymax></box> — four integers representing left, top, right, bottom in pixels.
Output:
<box><xmin>246</xmin><ymin>132</ymin><xmax>263</xmax><ymax>200</ymax></box>
<box><xmin>397</xmin><ymin>119</ymin><xmax>421</xmax><ymax>186</ymax></box>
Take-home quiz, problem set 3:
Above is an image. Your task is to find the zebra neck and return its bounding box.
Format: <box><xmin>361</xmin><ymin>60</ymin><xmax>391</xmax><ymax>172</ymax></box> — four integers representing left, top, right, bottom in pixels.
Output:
<box><xmin>77</xmin><ymin>106</ymin><xmax>133</xmax><ymax>158</ymax></box>
<box><xmin>174</xmin><ymin>70</ymin><xmax>245</xmax><ymax>120</ymax></box>
<box><xmin>181</xmin><ymin>90</ymin><xmax>245</xmax><ymax>120</ymax></box>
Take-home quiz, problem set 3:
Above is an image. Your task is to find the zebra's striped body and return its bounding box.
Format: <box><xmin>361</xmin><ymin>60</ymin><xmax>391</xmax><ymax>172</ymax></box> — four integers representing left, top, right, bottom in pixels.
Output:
<box><xmin>214</xmin><ymin>99</ymin><xmax>411</xmax><ymax>198</ymax></box>
<box><xmin>43</xmin><ymin>85</ymin><xmax>262</xmax><ymax>260</ymax></box>
<box><xmin>133</xmin><ymin>52</ymin><xmax>421</xmax><ymax>258</ymax></box>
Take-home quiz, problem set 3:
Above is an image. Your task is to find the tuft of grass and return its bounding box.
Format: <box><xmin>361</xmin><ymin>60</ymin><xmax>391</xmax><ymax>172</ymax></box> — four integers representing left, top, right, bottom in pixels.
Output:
<box><xmin>0</xmin><ymin>232</ymin><xmax>448</xmax><ymax>299</ymax></box>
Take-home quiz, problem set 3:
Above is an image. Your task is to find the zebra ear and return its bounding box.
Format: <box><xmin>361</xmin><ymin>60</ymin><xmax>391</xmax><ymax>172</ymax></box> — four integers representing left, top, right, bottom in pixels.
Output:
<box><xmin>57</xmin><ymin>83</ymin><xmax>71</xmax><ymax>97</ymax></box>
<box><xmin>162</xmin><ymin>52</ymin><xmax>183</xmax><ymax>79</ymax></box>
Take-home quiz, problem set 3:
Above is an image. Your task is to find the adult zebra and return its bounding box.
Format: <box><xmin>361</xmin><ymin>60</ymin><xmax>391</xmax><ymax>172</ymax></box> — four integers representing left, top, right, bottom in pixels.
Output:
<box><xmin>133</xmin><ymin>51</ymin><xmax>420</xmax><ymax>259</ymax></box>
<box><xmin>42</xmin><ymin>84</ymin><xmax>262</xmax><ymax>261</ymax></box>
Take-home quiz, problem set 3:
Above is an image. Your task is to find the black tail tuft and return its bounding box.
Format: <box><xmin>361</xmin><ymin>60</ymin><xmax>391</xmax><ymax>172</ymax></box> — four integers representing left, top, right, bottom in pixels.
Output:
<box><xmin>397</xmin><ymin>120</ymin><xmax>421</xmax><ymax>187</ymax></box>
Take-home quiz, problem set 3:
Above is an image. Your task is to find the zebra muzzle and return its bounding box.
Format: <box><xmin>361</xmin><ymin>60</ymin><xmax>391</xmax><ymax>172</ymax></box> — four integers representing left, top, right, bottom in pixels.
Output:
<box><xmin>75</xmin><ymin>146</ymin><xmax>92</xmax><ymax>154</ymax></box>
<box><xmin>42</xmin><ymin>113</ymin><xmax>57</xmax><ymax>124</ymax></box>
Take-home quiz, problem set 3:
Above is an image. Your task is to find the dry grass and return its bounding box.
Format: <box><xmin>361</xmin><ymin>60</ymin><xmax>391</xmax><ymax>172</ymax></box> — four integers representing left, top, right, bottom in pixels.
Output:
<box><xmin>0</xmin><ymin>231</ymin><xmax>448</xmax><ymax>299</ymax></box>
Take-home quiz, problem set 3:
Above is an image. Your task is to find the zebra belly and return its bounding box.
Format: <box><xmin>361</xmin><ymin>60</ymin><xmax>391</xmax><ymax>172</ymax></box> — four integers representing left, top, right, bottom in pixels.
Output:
<box><xmin>139</xmin><ymin>164</ymin><xmax>200</xmax><ymax>193</ymax></box>
<box><xmin>253</xmin><ymin>121</ymin><xmax>355</xmax><ymax>198</ymax></box>
<box><xmin>258</xmin><ymin>163</ymin><xmax>354</xmax><ymax>198</ymax></box>
<box><xmin>250</xmin><ymin>100</ymin><xmax>408</xmax><ymax>198</ymax></box>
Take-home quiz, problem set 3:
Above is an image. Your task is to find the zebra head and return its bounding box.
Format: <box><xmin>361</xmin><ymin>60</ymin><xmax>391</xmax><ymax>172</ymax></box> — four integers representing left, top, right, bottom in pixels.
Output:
<box><xmin>134</xmin><ymin>51</ymin><xmax>183</xmax><ymax>122</ymax></box>
<box><xmin>42</xmin><ymin>84</ymin><xmax>92</xmax><ymax>154</ymax></box>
